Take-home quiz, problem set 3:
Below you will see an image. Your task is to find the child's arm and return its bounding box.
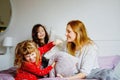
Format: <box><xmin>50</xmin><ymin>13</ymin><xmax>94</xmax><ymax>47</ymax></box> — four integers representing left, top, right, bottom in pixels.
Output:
<box><xmin>38</xmin><ymin>40</ymin><xmax>62</xmax><ymax>55</ymax></box>
<box><xmin>38</xmin><ymin>41</ymin><xmax>55</xmax><ymax>55</ymax></box>
<box><xmin>21</xmin><ymin>62</ymin><xmax>55</xmax><ymax>76</ymax></box>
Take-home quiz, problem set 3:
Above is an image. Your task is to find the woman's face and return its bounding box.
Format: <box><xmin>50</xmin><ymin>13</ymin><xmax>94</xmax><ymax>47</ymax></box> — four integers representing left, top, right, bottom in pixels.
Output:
<box><xmin>37</xmin><ymin>27</ymin><xmax>46</xmax><ymax>39</ymax></box>
<box><xmin>24</xmin><ymin>52</ymin><xmax>37</xmax><ymax>63</ymax></box>
<box><xmin>66</xmin><ymin>25</ymin><xmax>76</xmax><ymax>42</ymax></box>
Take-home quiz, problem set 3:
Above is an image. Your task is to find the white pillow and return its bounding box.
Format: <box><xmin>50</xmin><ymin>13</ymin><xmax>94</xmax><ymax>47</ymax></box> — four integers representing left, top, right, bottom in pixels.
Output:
<box><xmin>48</xmin><ymin>51</ymin><xmax>78</xmax><ymax>77</ymax></box>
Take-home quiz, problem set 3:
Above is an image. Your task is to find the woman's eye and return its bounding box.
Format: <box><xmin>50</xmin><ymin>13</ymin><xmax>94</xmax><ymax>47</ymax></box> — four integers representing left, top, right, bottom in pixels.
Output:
<box><xmin>66</xmin><ymin>29</ymin><xmax>70</xmax><ymax>33</ymax></box>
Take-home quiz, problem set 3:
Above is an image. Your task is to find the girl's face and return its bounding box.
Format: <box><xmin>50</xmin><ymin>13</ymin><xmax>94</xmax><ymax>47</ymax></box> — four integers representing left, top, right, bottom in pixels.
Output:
<box><xmin>37</xmin><ymin>27</ymin><xmax>46</xmax><ymax>39</ymax></box>
<box><xmin>66</xmin><ymin>25</ymin><xmax>76</xmax><ymax>42</ymax></box>
<box><xmin>24</xmin><ymin>52</ymin><xmax>37</xmax><ymax>63</ymax></box>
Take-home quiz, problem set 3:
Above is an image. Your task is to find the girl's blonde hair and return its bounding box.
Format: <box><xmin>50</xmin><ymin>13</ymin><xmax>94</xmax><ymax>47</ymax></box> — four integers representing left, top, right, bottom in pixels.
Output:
<box><xmin>67</xmin><ymin>20</ymin><xmax>93</xmax><ymax>56</ymax></box>
<box><xmin>14</xmin><ymin>40</ymin><xmax>40</xmax><ymax>68</ymax></box>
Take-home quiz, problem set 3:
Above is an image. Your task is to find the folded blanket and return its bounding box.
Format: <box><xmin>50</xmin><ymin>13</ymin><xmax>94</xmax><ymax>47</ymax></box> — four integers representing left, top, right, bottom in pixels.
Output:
<box><xmin>86</xmin><ymin>68</ymin><xmax>118</xmax><ymax>80</ymax></box>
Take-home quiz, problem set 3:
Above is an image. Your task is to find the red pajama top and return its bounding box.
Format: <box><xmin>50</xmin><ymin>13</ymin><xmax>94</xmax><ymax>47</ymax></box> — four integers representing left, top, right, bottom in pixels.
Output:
<box><xmin>15</xmin><ymin>42</ymin><xmax>55</xmax><ymax>80</ymax></box>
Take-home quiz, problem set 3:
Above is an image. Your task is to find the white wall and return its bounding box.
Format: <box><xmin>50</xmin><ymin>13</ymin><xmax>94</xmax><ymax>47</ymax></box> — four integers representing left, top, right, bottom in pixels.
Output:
<box><xmin>0</xmin><ymin>0</ymin><xmax>120</xmax><ymax>70</ymax></box>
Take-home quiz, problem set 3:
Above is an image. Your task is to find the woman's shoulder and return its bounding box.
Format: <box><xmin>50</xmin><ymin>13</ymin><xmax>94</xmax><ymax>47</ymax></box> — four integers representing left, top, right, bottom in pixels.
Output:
<box><xmin>81</xmin><ymin>42</ymin><xmax>99</xmax><ymax>55</ymax></box>
<box><xmin>84</xmin><ymin>42</ymin><xmax>98</xmax><ymax>50</ymax></box>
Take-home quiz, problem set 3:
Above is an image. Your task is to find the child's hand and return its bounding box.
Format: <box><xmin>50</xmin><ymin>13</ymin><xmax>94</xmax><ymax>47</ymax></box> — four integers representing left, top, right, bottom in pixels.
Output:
<box><xmin>51</xmin><ymin>62</ymin><xmax>56</xmax><ymax>67</ymax></box>
<box><xmin>53</xmin><ymin>39</ymin><xmax>63</xmax><ymax>45</ymax></box>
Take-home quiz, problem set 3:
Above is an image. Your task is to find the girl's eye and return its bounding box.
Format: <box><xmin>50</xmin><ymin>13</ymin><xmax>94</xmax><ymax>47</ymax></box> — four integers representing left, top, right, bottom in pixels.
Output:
<box><xmin>32</xmin><ymin>52</ymin><xmax>36</xmax><ymax>56</ymax></box>
<box><xmin>23</xmin><ymin>48</ymin><xmax>26</xmax><ymax>51</ymax></box>
<box><xmin>31</xmin><ymin>53</ymin><xmax>34</xmax><ymax>56</ymax></box>
<box><xmin>25</xmin><ymin>54</ymin><xmax>30</xmax><ymax>58</ymax></box>
<box><xmin>37</xmin><ymin>31</ymin><xmax>40</xmax><ymax>34</ymax></box>
<box><xmin>38</xmin><ymin>30</ymin><xmax>44</xmax><ymax>33</ymax></box>
<box><xmin>28</xmin><ymin>47</ymin><xmax>32</xmax><ymax>49</ymax></box>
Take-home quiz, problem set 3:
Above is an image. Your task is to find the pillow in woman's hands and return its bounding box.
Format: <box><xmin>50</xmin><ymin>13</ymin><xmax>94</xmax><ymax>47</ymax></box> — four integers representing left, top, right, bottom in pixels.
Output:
<box><xmin>48</xmin><ymin>51</ymin><xmax>78</xmax><ymax>77</ymax></box>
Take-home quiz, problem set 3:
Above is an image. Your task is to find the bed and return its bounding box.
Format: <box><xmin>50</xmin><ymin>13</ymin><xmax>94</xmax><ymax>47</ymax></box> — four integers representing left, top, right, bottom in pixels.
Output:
<box><xmin>0</xmin><ymin>55</ymin><xmax>120</xmax><ymax>80</ymax></box>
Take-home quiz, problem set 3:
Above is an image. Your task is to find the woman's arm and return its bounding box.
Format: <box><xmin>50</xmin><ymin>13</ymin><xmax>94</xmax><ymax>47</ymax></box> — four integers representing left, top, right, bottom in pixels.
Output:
<box><xmin>65</xmin><ymin>72</ymin><xmax>86</xmax><ymax>80</ymax></box>
<box><xmin>65</xmin><ymin>44</ymin><xmax>99</xmax><ymax>79</ymax></box>
<box><xmin>78</xmin><ymin>44</ymin><xmax>99</xmax><ymax>75</ymax></box>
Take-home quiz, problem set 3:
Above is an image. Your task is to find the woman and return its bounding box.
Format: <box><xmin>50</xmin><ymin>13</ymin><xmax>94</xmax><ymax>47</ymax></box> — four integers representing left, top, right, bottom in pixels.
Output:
<box><xmin>64</xmin><ymin>20</ymin><xmax>99</xmax><ymax>79</ymax></box>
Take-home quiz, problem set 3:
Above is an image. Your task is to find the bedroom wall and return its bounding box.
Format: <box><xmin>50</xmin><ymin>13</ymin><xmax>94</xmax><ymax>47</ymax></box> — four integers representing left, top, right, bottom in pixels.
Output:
<box><xmin>0</xmin><ymin>0</ymin><xmax>120</xmax><ymax>70</ymax></box>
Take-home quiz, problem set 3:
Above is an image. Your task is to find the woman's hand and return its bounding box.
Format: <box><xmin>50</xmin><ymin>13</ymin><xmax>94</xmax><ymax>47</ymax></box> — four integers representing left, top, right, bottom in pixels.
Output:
<box><xmin>57</xmin><ymin>74</ymin><xmax>70</xmax><ymax>80</ymax></box>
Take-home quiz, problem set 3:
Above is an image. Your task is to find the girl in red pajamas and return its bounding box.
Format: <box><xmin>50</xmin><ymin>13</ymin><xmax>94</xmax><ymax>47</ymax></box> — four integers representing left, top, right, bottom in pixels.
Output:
<box><xmin>14</xmin><ymin>40</ymin><xmax>61</xmax><ymax>80</ymax></box>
